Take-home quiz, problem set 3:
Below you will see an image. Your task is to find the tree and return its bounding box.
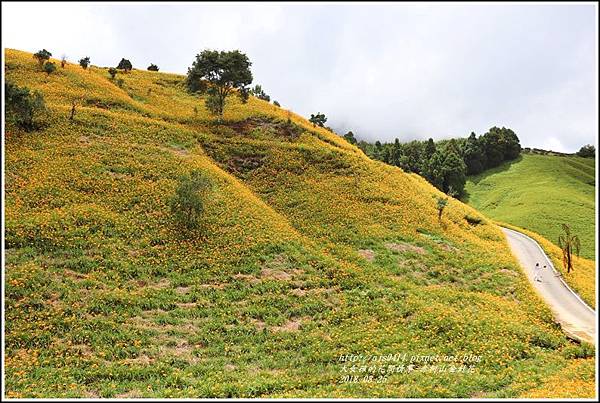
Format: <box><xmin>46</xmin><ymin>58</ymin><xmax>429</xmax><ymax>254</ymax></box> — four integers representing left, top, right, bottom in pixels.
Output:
<box><xmin>374</xmin><ymin>141</ymin><xmax>383</xmax><ymax>160</ymax></box>
<box><xmin>43</xmin><ymin>62</ymin><xmax>57</xmax><ymax>76</ymax></box>
<box><xmin>5</xmin><ymin>82</ymin><xmax>46</xmax><ymax>131</ymax></box>
<box><xmin>251</xmin><ymin>84</ymin><xmax>270</xmax><ymax>101</ymax></box>
<box><xmin>481</xmin><ymin>127</ymin><xmax>505</xmax><ymax>168</ymax></box>
<box><xmin>237</xmin><ymin>87</ymin><xmax>250</xmax><ymax>104</ymax></box>
<box><xmin>186</xmin><ymin>49</ymin><xmax>253</xmax><ymax>118</ymax></box>
<box><xmin>498</xmin><ymin>127</ymin><xmax>521</xmax><ymax>160</ymax></box>
<box><xmin>33</xmin><ymin>49</ymin><xmax>52</xmax><ymax>68</ymax></box>
<box><xmin>69</xmin><ymin>97</ymin><xmax>82</xmax><ymax>121</ymax></box>
<box><xmin>117</xmin><ymin>58</ymin><xmax>133</xmax><ymax>72</ymax></box>
<box><xmin>423</xmin><ymin>138</ymin><xmax>436</xmax><ymax>163</ymax></box>
<box><xmin>79</xmin><ymin>57</ymin><xmax>90</xmax><ymax>69</ymax></box>
<box><xmin>309</xmin><ymin>112</ymin><xmax>327</xmax><ymax>127</ymax></box>
<box><xmin>169</xmin><ymin>169</ymin><xmax>212</xmax><ymax>229</ymax></box>
<box><xmin>436</xmin><ymin>196</ymin><xmax>448</xmax><ymax>221</ymax></box>
<box><xmin>60</xmin><ymin>55</ymin><xmax>67</xmax><ymax>68</ymax></box>
<box><xmin>147</xmin><ymin>63</ymin><xmax>159</xmax><ymax>71</ymax></box>
<box><xmin>576</xmin><ymin>144</ymin><xmax>595</xmax><ymax>158</ymax></box>
<box><xmin>390</xmin><ymin>138</ymin><xmax>402</xmax><ymax>166</ymax></box>
<box><xmin>441</xmin><ymin>151</ymin><xmax>467</xmax><ymax>196</ymax></box>
<box><xmin>108</xmin><ymin>67</ymin><xmax>118</xmax><ymax>79</ymax></box>
<box><xmin>557</xmin><ymin>224</ymin><xmax>580</xmax><ymax>274</ymax></box>
<box><xmin>463</xmin><ymin>132</ymin><xmax>486</xmax><ymax>175</ymax></box>
<box><xmin>423</xmin><ymin>150</ymin><xmax>445</xmax><ymax>191</ymax></box>
<box><xmin>343</xmin><ymin>131</ymin><xmax>357</xmax><ymax>145</ymax></box>
<box><xmin>399</xmin><ymin>140</ymin><xmax>423</xmax><ymax>173</ymax></box>
<box><xmin>273</xmin><ymin>100</ymin><xmax>280</xmax><ymax>107</ymax></box>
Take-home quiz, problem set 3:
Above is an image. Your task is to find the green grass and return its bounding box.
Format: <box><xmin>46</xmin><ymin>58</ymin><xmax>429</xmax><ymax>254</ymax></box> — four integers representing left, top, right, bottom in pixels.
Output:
<box><xmin>464</xmin><ymin>154</ymin><xmax>596</xmax><ymax>260</ymax></box>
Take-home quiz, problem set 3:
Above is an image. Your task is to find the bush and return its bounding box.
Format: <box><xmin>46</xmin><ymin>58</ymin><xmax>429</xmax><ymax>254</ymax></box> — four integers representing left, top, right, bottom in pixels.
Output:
<box><xmin>309</xmin><ymin>112</ymin><xmax>327</xmax><ymax>127</ymax></box>
<box><xmin>205</xmin><ymin>91</ymin><xmax>223</xmax><ymax>116</ymax></box>
<box><xmin>108</xmin><ymin>67</ymin><xmax>118</xmax><ymax>79</ymax></box>
<box><xmin>116</xmin><ymin>78</ymin><xmax>125</xmax><ymax>88</ymax></box>
<box><xmin>464</xmin><ymin>214</ymin><xmax>483</xmax><ymax>226</ymax></box>
<box><xmin>33</xmin><ymin>49</ymin><xmax>51</xmax><ymax>68</ymax></box>
<box><xmin>43</xmin><ymin>61</ymin><xmax>57</xmax><ymax>76</ymax></box>
<box><xmin>147</xmin><ymin>63</ymin><xmax>159</xmax><ymax>71</ymax></box>
<box><xmin>237</xmin><ymin>87</ymin><xmax>250</xmax><ymax>104</ymax></box>
<box><xmin>562</xmin><ymin>342</ymin><xmax>595</xmax><ymax>359</ymax></box>
<box><xmin>5</xmin><ymin>82</ymin><xmax>46</xmax><ymax>131</ymax></box>
<box><xmin>251</xmin><ymin>84</ymin><xmax>270</xmax><ymax>101</ymax></box>
<box><xmin>169</xmin><ymin>169</ymin><xmax>212</xmax><ymax>229</ymax></box>
<box><xmin>117</xmin><ymin>58</ymin><xmax>133</xmax><ymax>72</ymax></box>
<box><xmin>273</xmin><ymin>100</ymin><xmax>280</xmax><ymax>107</ymax></box>
<box><xmin>79</xmin><ymin>57</ymin><xmax>90</xmax><ymax>69</ymax></box>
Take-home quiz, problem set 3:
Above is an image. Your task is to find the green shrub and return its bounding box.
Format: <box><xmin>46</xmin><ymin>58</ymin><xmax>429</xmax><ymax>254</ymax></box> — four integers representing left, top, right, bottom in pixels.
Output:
<box><xmin>79</xmin><ymin>56</ymin><xmax>91</xmax><ymax>69</ymax></box>
<box><xmin>464</xmin><ymin>214</ymin><xmax>483</xmax><ymax>226</ymax></box>
<box><xmin>117</xmin><ymin>58</ymin><xmax>133</xmax><ymax>72</ymax></box>
<box><xmin>169</xmin><ymin>169</ymin><xmax>212</xmax><ymax>229</ymax></box>
<box><xmin>5</xmin><ymin>81</ymin><xmax>46</xmax><ymax>131</ymax></box>
<box><xmin>108</xmin><ymin>67</ymin><xmax>118</xmax><ymax>79</ymax></box>
<box><xmin>33</xmin><ymin>49</ymin><xmax>51</xmax><ymax>68</ymax></box>
<box><xmin>436</xmin><ymin>196</ymin><xmax>448</xmax><ymax>221</ymax></box>
<box><xmin>43</xmin><ymin>61</ymin><xmax>57</xmax><ymax>76</ymax></box>
<box><xmin>562</xmin><ymin>342</ymin><xmax>595</xmax><ymax>359</ymax></box>
<box><xmin>147</xmin><ymin>63</ymin><xmax>159</xmax><ymax>71</ymax></box>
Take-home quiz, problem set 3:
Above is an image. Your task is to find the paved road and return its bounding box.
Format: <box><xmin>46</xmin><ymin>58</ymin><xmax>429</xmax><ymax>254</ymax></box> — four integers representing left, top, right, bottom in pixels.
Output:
<box><xmin>502</xmin><ymin>227</ymin><xmax>596</xmax><ymax>345</ymax></box>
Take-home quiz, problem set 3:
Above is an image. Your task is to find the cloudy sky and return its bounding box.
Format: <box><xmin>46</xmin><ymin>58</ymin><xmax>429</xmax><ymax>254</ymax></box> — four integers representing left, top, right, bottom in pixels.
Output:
<box><xmin>3</xmin><ymin>2</ymin><xmax>597</xmax><ymax>152</ymax></box>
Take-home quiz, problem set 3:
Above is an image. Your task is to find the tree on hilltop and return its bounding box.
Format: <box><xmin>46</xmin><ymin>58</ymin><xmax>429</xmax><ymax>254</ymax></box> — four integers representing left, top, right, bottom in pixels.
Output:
<box><xmin>79</xmin><ymin>57</ymin><xmax>91</xmax><ymax>70</ymax></box>
<box><xmin>186</xmin><ymin>50</ymin><xmax>253</xmax><ymax>118</ymax></box>
<box><xmin>251</xmin><ymin>84</ymin><xmax>270</xmax><ymax>101</ymax></box>
<box><xmin>33</xmin><ymin>49</ymin><xmax>52</xmax><ymax>69</ymax></box>
<box><xmin>577</xmin><ymin>144</ymin><xmax>595</xmax><ymax>158</ymax></box>
<box><xmin>309</xmin><ymin>112</ymin><xmax>327</xmax><ymax>127</ymax></box>
<box><xmin>117</xmin><ymin>58</ymin><xmax>133</xmax><ymax>72</ymax></box>
<box><xmin>343</xmin><ymin>131</ymin><xmax>357</xmax><ymax>145</ymax></box>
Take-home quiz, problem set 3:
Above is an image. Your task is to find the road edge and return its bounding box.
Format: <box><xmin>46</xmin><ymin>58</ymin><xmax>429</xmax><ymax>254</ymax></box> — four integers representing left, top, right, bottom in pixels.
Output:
<box><xmin>501</xmin><ymin>226</ymin><xmax>596</xmax><ymax>314</ymax></box>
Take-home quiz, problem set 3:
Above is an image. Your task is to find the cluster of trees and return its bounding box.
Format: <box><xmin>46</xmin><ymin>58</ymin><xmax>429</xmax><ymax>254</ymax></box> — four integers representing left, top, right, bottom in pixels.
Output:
<box><xmin>33</xmin><ymin>49</ymin><xmax>56</xmax><ymax>75</ymax></box>
<box><xmin>355</xmin><ymin>127</ymin><xmax>521</xmax><ymax>196</ymax></box>
<box><xmin>576</xmin><ymin>144</ymin><xmax>595</xmax><ymax>158</ymax></box>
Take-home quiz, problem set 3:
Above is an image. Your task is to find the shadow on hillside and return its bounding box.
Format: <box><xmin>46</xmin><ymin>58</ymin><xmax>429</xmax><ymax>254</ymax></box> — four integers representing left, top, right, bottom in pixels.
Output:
<box><xmin>460</xmin><ymin>155</ymin><xmax>523</xmax><ymax>203</ymax></box>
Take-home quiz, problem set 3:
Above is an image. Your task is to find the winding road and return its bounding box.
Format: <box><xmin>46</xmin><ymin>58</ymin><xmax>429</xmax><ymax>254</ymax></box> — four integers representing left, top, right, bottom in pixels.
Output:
<box><xmin>502</xmin><ymin>227</ymin><xmax>596</xmax><ymax>345</ymax></box>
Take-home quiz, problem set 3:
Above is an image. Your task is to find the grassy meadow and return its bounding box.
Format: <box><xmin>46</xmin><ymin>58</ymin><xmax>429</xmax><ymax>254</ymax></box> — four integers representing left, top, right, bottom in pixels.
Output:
<box><xmin>464</xmin><ymin>153</ymin><xmax>595</xmax><ymax>260</ymax></box>
<box><xmin>3</xmin><ymin>49</ymin><xmax>596</xmax><ymax>398</ymax></box>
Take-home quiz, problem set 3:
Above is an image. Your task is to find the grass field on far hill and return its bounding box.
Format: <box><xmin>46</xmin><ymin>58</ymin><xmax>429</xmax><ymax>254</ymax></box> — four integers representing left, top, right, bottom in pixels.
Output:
<box><xmin>3</xmin><ymin>49</ymin><xmax>596</xmax><ymax>398</ymax></box>
<box><xmin>464</xmin><ymin>153</ymin><xmax>595</xmax><ymax>260</ymax></box>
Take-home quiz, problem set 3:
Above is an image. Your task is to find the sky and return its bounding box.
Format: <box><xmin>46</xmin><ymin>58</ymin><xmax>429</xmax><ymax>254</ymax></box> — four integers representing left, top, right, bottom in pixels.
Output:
<box><xmin>2</xmin><ymin>2</ymin><xmax>598</xmax><ymax>152</ymax></box>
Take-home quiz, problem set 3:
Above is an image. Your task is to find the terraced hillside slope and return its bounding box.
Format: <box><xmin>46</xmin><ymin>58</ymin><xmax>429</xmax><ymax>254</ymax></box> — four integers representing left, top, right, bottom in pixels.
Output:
<box><xmin>4</xmin><ymin>49</ymin><xmax>596</xmax><ymax>398</ymax></box>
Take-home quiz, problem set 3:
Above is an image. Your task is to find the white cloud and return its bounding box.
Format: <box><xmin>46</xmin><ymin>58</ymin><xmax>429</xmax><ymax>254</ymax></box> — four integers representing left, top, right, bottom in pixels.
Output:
<box><xmin>2</xmin><ymin>2</ymin><xmax>597</xmax><ymax>152</ymax></box>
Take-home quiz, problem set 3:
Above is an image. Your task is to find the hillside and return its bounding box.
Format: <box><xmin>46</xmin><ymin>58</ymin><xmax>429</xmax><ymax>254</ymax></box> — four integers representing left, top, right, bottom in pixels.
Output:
<box><xmin>3</xmin><ymin>49</ymin><xmax>596</xmax><ymax>398</ymax></box>
<box><xmin>464</xmin><ymin>154</ymin><xmax>595</xmax><ymax>260</ymax></box>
